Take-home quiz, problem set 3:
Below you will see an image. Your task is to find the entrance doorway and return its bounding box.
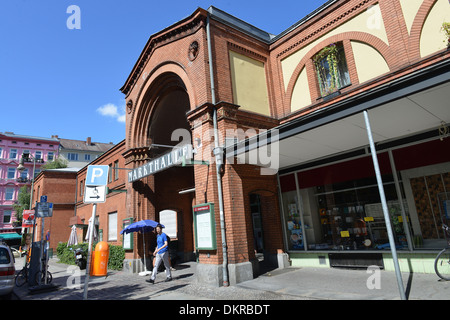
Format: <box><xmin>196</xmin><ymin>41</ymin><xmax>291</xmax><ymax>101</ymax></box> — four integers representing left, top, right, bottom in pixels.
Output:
<box><xmin>250</xmin><ymin>194</ymin><xmax>264</xmax><ymax>253</ymax></box>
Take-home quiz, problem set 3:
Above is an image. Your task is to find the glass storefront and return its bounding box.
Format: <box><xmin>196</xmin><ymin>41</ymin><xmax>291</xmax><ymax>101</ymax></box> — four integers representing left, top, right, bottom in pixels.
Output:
<box><xmin>279</xmin><ymin>141</ymin><xmax>450</xmax><ymax>253</ymax></box>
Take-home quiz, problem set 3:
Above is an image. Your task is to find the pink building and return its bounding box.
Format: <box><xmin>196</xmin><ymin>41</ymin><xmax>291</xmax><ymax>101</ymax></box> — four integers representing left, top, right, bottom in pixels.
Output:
<box><xmin>0</xmin><ymin>132</ymin><xmax>60</xmax><ymax>241</ymax></box>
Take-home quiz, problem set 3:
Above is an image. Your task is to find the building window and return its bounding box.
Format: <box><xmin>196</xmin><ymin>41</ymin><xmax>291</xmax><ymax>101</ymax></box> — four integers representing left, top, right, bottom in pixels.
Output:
<box><xmin>19</xmin><ymin>168</ymin><xmax>28</xmax><ymax>181</ymax></box>
<box><xmin>35</xmin><ymin>151</ymin><xmax>42</xmax><ymax>160</ymax></box>
<box><xmin>5</xmin><ymin>188</ymin><xmax>14</xmax><ymax>201</ymax></box>
<box><xmin>114</xmin><ymin>160</ymin><xmax>119</xmax><ymax>181</ymax></box>
<box><xmin>47</xmin><ymin>152</ymin><xmax>54</xmax><ymax>161</ymax></box>
<box><xmin>108</xmin><ymin>212</ymin><xmax>118</xmax><ymax>241</ymax></box>
<box><xmin>80</xmin><ymin>179</ymin><xmax>84</xmax><ymax>197</ymax></box>
<box><xmin>7</xmin><ymin>168</ymin><xmax>16</xmax><ymax>179</ymax></box>
<box><xmin>313</xmin><ymin>42</ymin><xmax>350</xmax><ymax>97</ymax></box>
<box><xmin>34</xmin><ymin>169</ymin><xmax>41</xmax><ymax>178</ymax></box>
<box><xmin>3</xmin><ymin>210</ymin><xmax>12</xmax><ymax>223</ymax></box>
<box><xmin>0</xmin><ymin>148</ymin><xmax>3</xmax><ymax>158</ymax></box>
<box><xmin>108</xmin><ymin>164</ymin><xmax>112</xmax><ymax>183</ymax></box>
<box><xmin>85</xmin><ymin>154</ymin><xmax>91</xmax><ymax>161</ymax></box>
<box><xmin>68</xmin><ymin>153</ymin><xmax>78</xmax><ymax>161</ymax></box>
<box><xmin>9</xmin><ymin>149</ymin><xmax>17</xmax><ymax>159</ymax></box>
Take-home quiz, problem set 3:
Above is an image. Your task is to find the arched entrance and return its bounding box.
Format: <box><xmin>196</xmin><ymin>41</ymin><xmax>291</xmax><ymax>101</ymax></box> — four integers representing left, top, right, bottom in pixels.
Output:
<box><xmin>129</xmin><ymin>72</ymin><xmax>196</xmax><ymax>267</ymax></box>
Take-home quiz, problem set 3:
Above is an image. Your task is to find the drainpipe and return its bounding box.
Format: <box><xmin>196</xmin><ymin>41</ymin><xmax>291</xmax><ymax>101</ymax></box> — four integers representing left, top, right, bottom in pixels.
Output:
<box><xmin>206</xmin><ymin>13</ymin><xmax>229</xmax><ymax>287</ymax></box>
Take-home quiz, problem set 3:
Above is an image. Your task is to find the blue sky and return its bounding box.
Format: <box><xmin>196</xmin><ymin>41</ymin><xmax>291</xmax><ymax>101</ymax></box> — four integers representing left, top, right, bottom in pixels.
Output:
<box><xmin>0</xmin><ymin>0</ymin><xmax>329</xmax><ymax>144</ymax></box>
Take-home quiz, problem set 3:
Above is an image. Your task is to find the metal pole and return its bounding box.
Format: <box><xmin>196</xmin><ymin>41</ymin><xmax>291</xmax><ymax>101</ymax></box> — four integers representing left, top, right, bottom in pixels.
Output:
<box><xmin>83</xmin><ymin>203</ymin><xmax>97</xmax><ymax>300</ymax></box>
<box><xmin>363</xmin><ymin>110</ymin><xmax>406</xmax><ymax>300</ymax></box>
<box><xmin>38</xmin><ymin>216</ymin><xmax>44</xmax><ymax>286</ymax></box>
<box><xmin>207</xmin><ymin>13</ymin><xmax>229</xmax><ymax>287</ymax></box>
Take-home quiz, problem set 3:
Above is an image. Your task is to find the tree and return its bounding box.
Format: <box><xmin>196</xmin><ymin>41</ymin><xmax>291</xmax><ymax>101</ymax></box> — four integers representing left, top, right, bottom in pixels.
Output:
<box><xmin>41</xmin><ymin>157</ymin><xmax>69</xmax><ymax>170</ymax></box>
<box><xmin>12</xmin><ymin>186</ymin><xmax>30</xmax><ymax>224</ymax></box>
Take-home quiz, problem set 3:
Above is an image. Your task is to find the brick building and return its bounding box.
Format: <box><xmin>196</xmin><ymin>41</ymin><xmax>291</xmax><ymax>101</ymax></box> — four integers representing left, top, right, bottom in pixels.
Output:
<box><xmin>74</xmin><ymin>140</ymin><xmax>126</xmax><ymax>247</ymax></box>
<box><xmin>120</xmin><ymin>0</ymin><xmax>450</xmax><ymax>286</ymax></box>
<box><xmin>31</xmin><ymin>140</ymin><xmax>126</xmax><ymax>253</ymax></box>
<box><xmin>32</xmin><ymin>168</ymin><xmax>78</xmax><ymax>251</ymax></box>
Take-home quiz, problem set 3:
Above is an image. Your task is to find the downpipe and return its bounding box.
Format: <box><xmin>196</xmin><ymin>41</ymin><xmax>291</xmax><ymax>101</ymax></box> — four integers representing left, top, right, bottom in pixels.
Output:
<box><xmin>206</xmin><ymin>13</ymin><xmax>229</xmax><ymax>287</ymax></box>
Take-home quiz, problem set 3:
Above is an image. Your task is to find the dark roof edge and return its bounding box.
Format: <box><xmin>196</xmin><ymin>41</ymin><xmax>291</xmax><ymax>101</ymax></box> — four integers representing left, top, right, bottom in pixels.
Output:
<box><xmin>207</xmin><ymin>1</ymin><xmax>340</xmax><ymax>44</ymax></box>
<box><xmin>270</xmin><ymin>0</ymin><xmax>340</xmax><ymax>43</ymax></box>
<box><xmin>207</xmin><ymin>6</ymin><xmax>275</xmax><ymax>43</ymax></box>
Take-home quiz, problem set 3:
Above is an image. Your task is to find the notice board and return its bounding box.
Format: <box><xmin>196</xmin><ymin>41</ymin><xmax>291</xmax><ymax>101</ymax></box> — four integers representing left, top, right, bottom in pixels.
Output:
<box><xmin>193</xmin><ymin>203</ymin><xmax>216</xmax><ymax>250</ymax></box>
<box><xmin>122</xmin><ymin>218</ymin><xmax>134</xmax><ymax>250</ymax></box>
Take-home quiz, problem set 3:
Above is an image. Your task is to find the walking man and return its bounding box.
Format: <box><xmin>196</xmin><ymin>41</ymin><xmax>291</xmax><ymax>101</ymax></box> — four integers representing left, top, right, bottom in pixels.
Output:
<box><xmin>147</xmin><ymin>224</ymin><xmax>172</xmax><ymax>284</ymax></box>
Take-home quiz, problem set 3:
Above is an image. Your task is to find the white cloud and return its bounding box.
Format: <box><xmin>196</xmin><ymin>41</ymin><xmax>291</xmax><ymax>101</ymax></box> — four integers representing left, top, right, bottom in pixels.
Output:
<box><xmin>97</xmin><ymin>103</ymin><xmax>126</xmax><ymax>123</ymax></box>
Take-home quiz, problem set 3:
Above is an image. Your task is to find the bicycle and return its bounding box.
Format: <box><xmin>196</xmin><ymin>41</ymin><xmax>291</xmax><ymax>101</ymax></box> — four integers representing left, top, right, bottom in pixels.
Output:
<box><xmin>15</xmin><ymin>261</ymin><xmax>30</xmax><ymax>287</ymax></box>
<box><xmin>434</xmin><ymin>224</ymin><xmax>450</xmax><ymax>281</ymax></box>
<box><xmin>15</xmin><ymin>258</ymin><xmax>53</xmax><ymax>286</ymax></box>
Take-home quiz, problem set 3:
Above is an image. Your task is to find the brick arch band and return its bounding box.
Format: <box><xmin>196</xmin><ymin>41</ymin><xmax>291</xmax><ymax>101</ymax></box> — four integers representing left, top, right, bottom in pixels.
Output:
<box><xmin>284</xmin><ymin>31</ymin><xmax>395</xmax><ymax>112</ymax></box>
<box><xmin>128</xmin><ymin>62</ymin><xmax>197</xmax><ymax>150</ymax></box>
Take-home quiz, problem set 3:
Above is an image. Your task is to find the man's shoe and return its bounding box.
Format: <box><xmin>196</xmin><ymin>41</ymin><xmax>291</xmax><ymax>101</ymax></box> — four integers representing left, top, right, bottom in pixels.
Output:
<box><xmin>146</xmin><ymin>278</ymin><xmax>155</xmax><ymax>284</ymax></box>
<box><xmin>165</xmin><ymin>277</ymin><xmax>172</xmax><ymax>282</ymax></box>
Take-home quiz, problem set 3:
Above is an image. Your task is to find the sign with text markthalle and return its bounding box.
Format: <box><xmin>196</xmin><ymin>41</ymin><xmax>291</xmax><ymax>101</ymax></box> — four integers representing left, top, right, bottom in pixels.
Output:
<box><xmin>128</xmin><ymin>144</ymin><xmax>193</xmax><ymax>183</ymax></box>
<box><xmin>84</xmin><ymin>165</ymin><xmax>109</xmax><ymax>203</ymax></box>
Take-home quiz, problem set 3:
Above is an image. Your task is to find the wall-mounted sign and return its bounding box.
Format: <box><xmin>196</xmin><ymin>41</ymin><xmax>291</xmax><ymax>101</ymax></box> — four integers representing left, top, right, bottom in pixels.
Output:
<box><xmin>193</xmin><ymin>203</ymin><xmax>216</xmax><ymax>250</ymax></box>
<box><xmin>128</xmin><ymin>144</ymin><xmax>193</xmax><ymax>183</ymax></box>
<box><xmin>22</xmin><ymin>210</ymin><xmax>35</xmax><ymax>228</ymax></box>
<box><xmin>122</xmin><ymin>218</ymin><xmax>134</xmax><ymax>250</ymax></box>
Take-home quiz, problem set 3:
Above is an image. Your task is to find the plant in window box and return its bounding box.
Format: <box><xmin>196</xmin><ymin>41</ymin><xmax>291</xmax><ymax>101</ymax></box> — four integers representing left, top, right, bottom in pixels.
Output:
<box><xmin>442</xmin><ymin>22</ymin><xmax>450</xmax><ymax>48</ymax></box>
<box><xmin>313</xmin><ymin>43</ymin><xmax>350</xmax><ymax>98</ymax></box>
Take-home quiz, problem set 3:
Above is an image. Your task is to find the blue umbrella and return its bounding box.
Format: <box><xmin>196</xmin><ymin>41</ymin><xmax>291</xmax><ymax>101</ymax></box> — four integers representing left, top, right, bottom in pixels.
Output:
<box><xmin>120</xmin><ymin>220</ymin><xmax>164</xmax><ymax>276</ymax></box>
<box><xmin>120</xmin><ymin>220</ymin><xmax>164</xmax><ymax>235</ymax></box>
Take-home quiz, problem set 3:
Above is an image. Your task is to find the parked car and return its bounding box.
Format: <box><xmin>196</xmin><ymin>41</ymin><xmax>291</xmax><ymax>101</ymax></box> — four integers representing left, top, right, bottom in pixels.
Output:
<box><xmin>0</xmin><ymin>243</ymin><xmax>15</xmax><ymax>299</ymax></box>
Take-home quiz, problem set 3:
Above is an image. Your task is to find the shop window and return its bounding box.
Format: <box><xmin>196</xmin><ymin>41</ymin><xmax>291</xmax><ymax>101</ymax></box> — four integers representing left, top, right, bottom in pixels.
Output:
<box><xmin>313</xmin><ymin>42</ymin><xmax>350</xmax><ymax>97</ymax></box>
<box><xmin>281</xmin><ymin>170</ymin><xmax>412</xmax><ymax>251</ymax></box>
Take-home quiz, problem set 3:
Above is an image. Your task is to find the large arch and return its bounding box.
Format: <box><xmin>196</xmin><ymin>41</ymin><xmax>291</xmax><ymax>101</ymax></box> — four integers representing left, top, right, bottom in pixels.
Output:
<box><xmin>126</xmin><ymin>64</ymin><xmax>197</xmax><ymax>265</ymax></box>
<box><xmin>128</xmin><ymin>62</ymin><xmax>197</xmax><ymax>149</ymax></box>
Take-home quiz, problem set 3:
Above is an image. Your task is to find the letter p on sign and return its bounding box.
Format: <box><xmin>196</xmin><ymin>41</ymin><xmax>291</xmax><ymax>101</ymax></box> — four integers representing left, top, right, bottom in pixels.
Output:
<box><xmin>86</xmin><ymin>165</ymin><xmax>109</xmax><ymax>186</ymax></box>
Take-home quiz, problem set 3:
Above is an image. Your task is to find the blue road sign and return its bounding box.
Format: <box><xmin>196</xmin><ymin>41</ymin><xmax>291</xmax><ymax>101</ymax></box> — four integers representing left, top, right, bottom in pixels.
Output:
<box><xmin>85</xmin><ymin>165</ymin><xmax>109</xmax><ymax>186</ymax></box>
<box><xmin>40</xmin><ymin>195</ymin><xmax>47</xmax><ymax>203</ymax></box>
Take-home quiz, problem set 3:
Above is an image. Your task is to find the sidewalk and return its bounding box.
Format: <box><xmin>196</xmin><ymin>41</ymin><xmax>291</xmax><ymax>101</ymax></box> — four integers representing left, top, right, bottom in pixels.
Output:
<box><xmin>12</xmin><ymin>256</ymin><xmax>450</xmax><ymax>300</ymax></box>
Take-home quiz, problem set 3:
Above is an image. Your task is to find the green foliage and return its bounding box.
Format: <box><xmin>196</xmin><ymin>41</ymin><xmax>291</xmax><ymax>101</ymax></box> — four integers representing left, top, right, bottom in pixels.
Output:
<box><xmin>41</xmin><ymin>157</ymin><xmax>69</xmax><ymax>170</ymax></box>
<box><xmin>56</xmin><ymin>241</ymin><xmax>125</xmax><ymax>271</ymax></box>
<box><xmin>442</xmin><ymin>22</ymin><xmax>450</xmax><ymax>47</ymax></box>
<box><xmin>108</xmin><ymin>244</ymin><xmax>125</xmax><ymax>270</ymax></box>
<box><xmin>313</xmin><ymin>43</ymin><xmax>341</xmax><ymax>96</ymax></box>
<box><xmin>12</xmin><ymin>186</ymin><xmax>30</xmax><ymax>222</ymax></box>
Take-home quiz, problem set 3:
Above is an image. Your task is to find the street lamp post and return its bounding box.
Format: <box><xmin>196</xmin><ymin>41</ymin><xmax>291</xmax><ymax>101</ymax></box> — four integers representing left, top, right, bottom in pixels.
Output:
<box><xmin>17</xmin><ymin>153</ymin><xmax>37</xmax><ymax>235</ymax></box>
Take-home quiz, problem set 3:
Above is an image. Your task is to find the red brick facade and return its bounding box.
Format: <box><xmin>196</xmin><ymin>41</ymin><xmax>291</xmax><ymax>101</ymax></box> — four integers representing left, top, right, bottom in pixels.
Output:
<box><xmin>119</xmin><ymin>0</ymin><xmax>450</xmax><ymax>283</ymax></box>
<box><xmin>30</xmin><ymin>0</ymin><xmax>449</xmax><ymax>283</ymax></box>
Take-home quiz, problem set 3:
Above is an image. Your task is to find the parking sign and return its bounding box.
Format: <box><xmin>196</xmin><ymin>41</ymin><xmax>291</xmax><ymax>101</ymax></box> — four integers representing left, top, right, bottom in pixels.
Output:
<box><xmin>84</xmin><ymin>165</ymin><xmax>109</xmax><ymax>203</ymax></box>
<box><xmin>85</xmin><ymin>165</ymin><xmax>109</xmax><ymax>186</ymax></box>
